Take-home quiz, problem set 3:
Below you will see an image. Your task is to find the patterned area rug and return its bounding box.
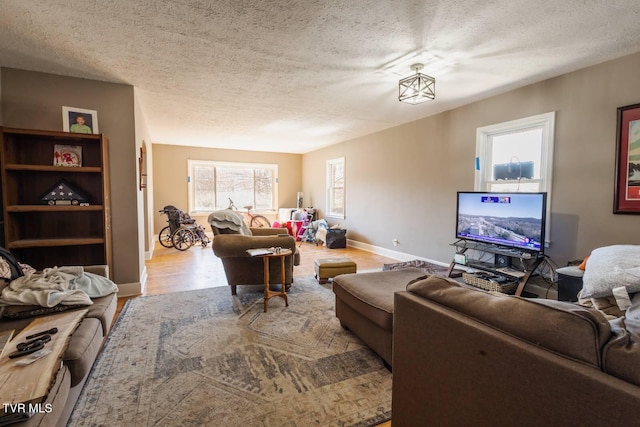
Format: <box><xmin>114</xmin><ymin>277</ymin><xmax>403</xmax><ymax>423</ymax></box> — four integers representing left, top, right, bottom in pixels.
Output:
<box><xmin>69</xmin><ymin>277</ymin><xmax>391</xmax><ymax>427</ymax></box>
<box><xmin>382</xmin><ymin>259</ymin><xmax>450</xmax><ymax>275</ymax></box>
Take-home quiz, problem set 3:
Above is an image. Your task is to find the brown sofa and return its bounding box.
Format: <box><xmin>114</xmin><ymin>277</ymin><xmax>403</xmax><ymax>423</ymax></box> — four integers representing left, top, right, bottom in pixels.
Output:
<box><xmin>211</xmin><ymin>227</ymin><xmax>301</xmax><ymax>295</ymax></box>
<box><xmin>0</xmin><ymin>265</ymin><xmax>117</xmax><ymax>427</ymax></box>
<box><xmin>392</xmin><ymin>274</ymin><xmax>640</xmax><ymax>426</ymax></box>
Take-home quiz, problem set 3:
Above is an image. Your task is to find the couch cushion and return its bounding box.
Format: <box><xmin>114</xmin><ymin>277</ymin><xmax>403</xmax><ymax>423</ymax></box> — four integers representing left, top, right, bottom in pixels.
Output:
<box><xmin>407</xmin><ymin>275</ymin><xmax>612</xmax><ymax>368</ymax></box>
<box><xmin>63</xmin><ymin>317</ymin><xmax>103</xmax><ymax>387</ymax></box>
<box><xmin>9</xmin><ymin>365</ymin><xmax>72</xmax><ymax>427</ymax></box>
<box><xmin>85</xmin><ymin>293</ymin><xmax>117</xmax><ymax>335</ymax></box>
<box><xmin>0</xmin><ymin>294</ymin><xmax>116</xmax><ymax>336</ymax></box>
<box><xmin>332</xmin><ymin>268</ymin><xmax>427</xmax><ymax>331</ymax></box>
<box><xmin>603</xmin><ymin>292</ymin><xmax>640</xmax><ymax>386</ymax></box>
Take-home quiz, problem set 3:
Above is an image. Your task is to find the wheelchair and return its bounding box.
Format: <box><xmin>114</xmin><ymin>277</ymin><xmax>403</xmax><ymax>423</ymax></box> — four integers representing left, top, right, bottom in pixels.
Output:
<box><xmin>158</xmin><ymin>205</ymin><xmax>211</xmax><ymax>250</ymax></box>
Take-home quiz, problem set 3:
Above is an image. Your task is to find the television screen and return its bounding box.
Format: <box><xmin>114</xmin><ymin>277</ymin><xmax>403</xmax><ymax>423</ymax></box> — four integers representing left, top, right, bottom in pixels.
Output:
<box><xmin>456</xmin><ymin>192</ymin><xmax>547</xmax><ymax>254</ymax></box>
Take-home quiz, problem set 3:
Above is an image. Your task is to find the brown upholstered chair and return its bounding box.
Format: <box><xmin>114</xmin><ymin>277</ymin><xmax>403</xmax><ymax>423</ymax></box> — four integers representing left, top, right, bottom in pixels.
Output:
<box><xmin>209</xmin><ymin>211</ymin><xmax>300</xmax><ymax>295</ymax></box>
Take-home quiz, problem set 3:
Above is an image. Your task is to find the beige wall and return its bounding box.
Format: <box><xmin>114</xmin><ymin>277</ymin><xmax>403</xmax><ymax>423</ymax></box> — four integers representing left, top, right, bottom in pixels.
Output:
<box><xmin>5</xmin><ymin>49</ymin><xmax>640</xmax><ymax>279</ymax></box>
<box><xmin>0</xmin><ymin>68</ymin><xmax>3</xmax><ymax>124</ymax></box>
<box><xmin>134</xmin><ymin>87</ymin><xmax>155</xmax><ymax>268</ymax></box>
<box><xmin>303</xmin><ymin>51</ymin><xmax>640</xmax><ymax>266</ymax></box>
<box><xmin>152</xmin><ymin>144</ymin><xmax>302</xmax><ymax>234</ymax></box>
<box><xmin>0</xmin><ymin>68</ymin><xmax>143</xmax><ymax>287</ymax></box>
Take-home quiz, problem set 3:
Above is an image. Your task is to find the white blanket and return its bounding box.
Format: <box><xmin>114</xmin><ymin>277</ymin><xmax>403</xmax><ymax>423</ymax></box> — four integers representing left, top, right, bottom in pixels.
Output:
<box><xmin>207</xmin><ymin>210</ymin><xmax>252</xmax><ymax>235</ymax></box>
<box><xmin>0</xmin><ymin>266</ymin><xmax>118</xmax><ymax>307</ymax></box>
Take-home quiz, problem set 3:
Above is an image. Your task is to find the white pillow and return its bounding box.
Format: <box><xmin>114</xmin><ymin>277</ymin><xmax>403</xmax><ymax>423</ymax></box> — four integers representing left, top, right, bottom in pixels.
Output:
<box><xmin>579</xmin><ymin>245</ymin><xmax>640</xmax><ymax>299</ymax></box>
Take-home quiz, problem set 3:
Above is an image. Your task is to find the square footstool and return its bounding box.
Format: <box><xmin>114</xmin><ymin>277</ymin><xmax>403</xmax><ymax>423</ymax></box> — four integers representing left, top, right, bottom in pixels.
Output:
<box><xmin>314</xmin><ymin>257</ymin><xmax>357</xmax><ymax>284</ymax></box>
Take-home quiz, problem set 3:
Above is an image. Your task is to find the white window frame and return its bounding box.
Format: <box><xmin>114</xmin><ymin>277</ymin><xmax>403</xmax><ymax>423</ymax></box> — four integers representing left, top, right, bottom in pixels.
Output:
<box><xmin>326</xmin><ymin>157</ymin><xmax>345</xmax><ymax>219</ymax></box>
<box><xmin>475</xmin><ymin>112</ymin><xmax>555</xmax><ymax>244</ymax></box>
<box><xmin>187</xmin><ymin>160</ymin><xmax>278</xmax><ymax>214</ymax></box>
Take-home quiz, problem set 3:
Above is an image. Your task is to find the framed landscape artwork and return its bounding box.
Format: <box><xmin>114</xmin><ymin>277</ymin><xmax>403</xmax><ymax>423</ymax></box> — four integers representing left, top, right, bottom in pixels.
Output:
<box><xmin>614</xmin><ymin>103</ymin><xmax>640</xmax><ymax>214</ymax></box>
<box><xmin>62</xmin><ymin>106</ymin><xmax>99</xmax><ymax>134</ymax></box>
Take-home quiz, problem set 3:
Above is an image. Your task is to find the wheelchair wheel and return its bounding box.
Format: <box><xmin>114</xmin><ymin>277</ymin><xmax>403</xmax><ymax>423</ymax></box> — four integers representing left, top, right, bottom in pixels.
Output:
<box><xmin>250</xmin><ymin>215</ymin><xmax>271</xmax><ymax>228</ymax></box>
<box><xmin>200</xmin><ymin>235</ymin><xmax>211</xmax><ymax>247</ymax></box>
<box><xmin>172</xmin><ymin>227</ymin><xmax>195</xmax><ymax>251</ymax></box>
<box><xmin>158</xmin><ymin>226</ymin><xmax>173</xmax><ymax>248</ymax></box>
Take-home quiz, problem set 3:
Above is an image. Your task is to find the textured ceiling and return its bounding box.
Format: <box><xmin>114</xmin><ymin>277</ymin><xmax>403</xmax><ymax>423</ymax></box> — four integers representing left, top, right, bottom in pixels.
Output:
<box><xmin>2</xmin><ymin>1</ymin><xmax>640</xmax><ymax>153</ymax></box>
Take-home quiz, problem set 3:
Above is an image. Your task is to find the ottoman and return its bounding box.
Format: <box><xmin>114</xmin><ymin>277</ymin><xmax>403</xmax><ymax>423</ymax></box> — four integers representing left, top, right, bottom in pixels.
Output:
<box><xmin>332</xmin><ymin>267</ymin><xmax>427</xmax><ymax>368</ymax></box>
<box><xmin>314</xmin><ymin>257</ymin><xmax>357</xmax><ymax>284</ymax></box>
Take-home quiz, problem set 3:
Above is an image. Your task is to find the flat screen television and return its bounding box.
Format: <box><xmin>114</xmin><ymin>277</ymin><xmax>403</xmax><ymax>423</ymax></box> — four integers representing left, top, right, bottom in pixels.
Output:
<box><xmin>456</xmin><ymin>192</ymin><xmax>547</xmax><ymax>254</ymax></box>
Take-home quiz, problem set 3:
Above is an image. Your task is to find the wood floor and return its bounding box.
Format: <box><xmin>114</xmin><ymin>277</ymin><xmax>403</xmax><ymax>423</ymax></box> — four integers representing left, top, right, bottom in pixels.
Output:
<box><xmin>117</xmin><ymin>241</ymin><xmax>402</xmax><ymax>311</ymax></box>
<box><xmin>117</xmin><ymin>241</ymin><xmax>397</xmax><ymax>427</ymax></box>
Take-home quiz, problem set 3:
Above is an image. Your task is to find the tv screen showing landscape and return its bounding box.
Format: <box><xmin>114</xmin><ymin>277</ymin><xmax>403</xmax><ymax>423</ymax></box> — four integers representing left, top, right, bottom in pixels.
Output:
<box><xmin>456</xmin><ymin>192</ymin><xmax>547</xmax><ymax>253</ymax></box>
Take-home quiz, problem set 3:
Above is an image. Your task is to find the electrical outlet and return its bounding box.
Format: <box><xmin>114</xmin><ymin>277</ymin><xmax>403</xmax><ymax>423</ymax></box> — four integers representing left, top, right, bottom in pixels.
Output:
<box><xmin>393</xmin><ymin>238</ymin><xmax>399</xmax><ymax>247</ymax></box>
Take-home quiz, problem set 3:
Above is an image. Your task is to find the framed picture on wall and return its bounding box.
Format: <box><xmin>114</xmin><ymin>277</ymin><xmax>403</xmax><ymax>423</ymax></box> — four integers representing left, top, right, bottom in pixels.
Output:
<box><xmin>614</xmin><ymin>102</ymin><xmax>640</xmax><ymax>214</ymax></box>
<box><xmin>62</xmin><ymin>106</ymin><xmax>99</xmax><ymax>134</ymax></box>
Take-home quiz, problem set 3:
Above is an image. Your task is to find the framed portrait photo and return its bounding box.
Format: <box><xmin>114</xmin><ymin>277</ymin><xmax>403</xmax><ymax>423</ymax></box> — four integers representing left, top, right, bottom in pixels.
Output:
<box><xmin>614</xmin><ymin>103</ymin><xmax>640</xmax><ymax>214</ymax></box>
<box><xmin>62</xmin><ymin>106</ymin><xmax>99</xmax><ymax>134</ymax></box>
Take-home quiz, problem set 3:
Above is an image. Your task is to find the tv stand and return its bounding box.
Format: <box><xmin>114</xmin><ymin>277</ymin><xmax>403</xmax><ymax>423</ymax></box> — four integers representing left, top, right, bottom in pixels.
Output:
<box><xmin>447</xmin><ymin>240</ymin><xmax>544</xmax><ymax>296</ymax></box>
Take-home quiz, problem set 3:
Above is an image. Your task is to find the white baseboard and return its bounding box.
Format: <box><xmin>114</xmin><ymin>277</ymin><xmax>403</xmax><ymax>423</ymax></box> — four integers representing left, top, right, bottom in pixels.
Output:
<box><xmin>147</xmin><ymin>238</ymin><xmax>157</xmax><ymax>260</ymax></box>
<box><xmin>346</xmin><ymin>239</ymin><xmax>450</xmax><ymax>267</ymax></box>
<box><xmin>117</xmin><ymin>281</ymin><xmax>143</xmax><ymax>297</ymax></box>
<box><xmin>116</xmin><ymin>250</ymin><xmax>149</xmax><ymax>298</ymax></box>
<box><xmin>139</xmin><ymin>265</ymin><xmax>148</xmax><ymax>294</ymax></box>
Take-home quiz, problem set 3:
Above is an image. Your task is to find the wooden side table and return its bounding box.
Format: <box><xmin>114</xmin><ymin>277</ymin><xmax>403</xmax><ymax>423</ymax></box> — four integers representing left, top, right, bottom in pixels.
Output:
<box><xmin>258</xmin><ymin>248</ymin><xmax>292</xmax><ymax>312</ymax></box>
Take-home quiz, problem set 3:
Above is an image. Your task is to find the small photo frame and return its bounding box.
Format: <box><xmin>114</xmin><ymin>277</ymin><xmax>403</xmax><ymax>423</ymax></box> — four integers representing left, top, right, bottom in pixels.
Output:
<box><xmin>54</xmin><ymin>144</ymin><xmax>82</xmax><ymax>167</ymax></box>
<box><xmin>62</xmin><ymin>106</ymin><xmax>99</xmax><ymax>134</ymax></box>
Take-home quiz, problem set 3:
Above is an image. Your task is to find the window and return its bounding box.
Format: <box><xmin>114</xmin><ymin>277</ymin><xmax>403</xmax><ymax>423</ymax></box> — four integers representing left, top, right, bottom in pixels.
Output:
<box><xmin>187</xmin><ymin>160</ymin><xmax>278</xmax><ymax>213</ymax></box>
<box><xmin>326</xmin><ymin>157</ymin><xmax>345</xmax><ymax>218</ymax></box>
<box><xmin>475</xmin><ymin>112</ymin><xmax>555</xmax><ymax>242</ymax></box>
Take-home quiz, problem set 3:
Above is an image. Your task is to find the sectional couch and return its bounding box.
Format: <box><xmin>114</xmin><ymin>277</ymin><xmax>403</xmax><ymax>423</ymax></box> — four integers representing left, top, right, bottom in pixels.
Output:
<box><xmin>392</xmin><ymin>274</ymin><xmax>640</xmax><ymax>426</ymax></box>
<box><xmin>0</xmin><ymin>265</ymin><xmax>117</xmax><ymax>427</ymax></box>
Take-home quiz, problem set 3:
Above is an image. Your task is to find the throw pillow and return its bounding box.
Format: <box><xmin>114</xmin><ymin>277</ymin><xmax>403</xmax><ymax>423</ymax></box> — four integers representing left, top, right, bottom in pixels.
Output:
<box><xmin>579</xmin><ymin>245</ymin><xmax>640</xmax><ymax>299</ymax></box>
<box><xmin>0</xmin><ymin>259</ymin><xmax>12</xmax><ymax>281</ymax></box>
<box><xmin>0</xmin><ymin>247</ymin><xmax>24</xmax><ymax>280</ymax></box>
<box><xmin>0</xmin><ymin>260</ymin><xmax>32</xmax><ymax>281</ymax></box>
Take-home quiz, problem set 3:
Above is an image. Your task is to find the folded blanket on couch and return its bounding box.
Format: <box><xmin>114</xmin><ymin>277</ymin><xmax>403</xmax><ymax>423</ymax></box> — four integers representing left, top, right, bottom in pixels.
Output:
<box><xmin>208</xmin><ymin>210</ymin><xmax>252</xmax><ymax>235</ymax></box>
<box><xmin>0</xmin><ymin>266</ymin><xmax>118</xmax><ymax>307</ymax></box>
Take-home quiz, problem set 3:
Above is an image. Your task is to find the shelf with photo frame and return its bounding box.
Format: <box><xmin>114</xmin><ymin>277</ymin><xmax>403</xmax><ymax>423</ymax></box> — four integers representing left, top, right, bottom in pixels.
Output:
<box><xmin>0</xmin><ymin>127</ymin><xmax>111</xmax><ymax>271</ymax></box>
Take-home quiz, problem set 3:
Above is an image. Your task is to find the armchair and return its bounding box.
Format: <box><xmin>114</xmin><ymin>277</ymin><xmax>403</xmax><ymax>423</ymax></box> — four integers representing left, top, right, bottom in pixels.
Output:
<box><xmin>209</xmin><ymin>211</ymin><xmax>301</xmax><ymax>295</ymax></box>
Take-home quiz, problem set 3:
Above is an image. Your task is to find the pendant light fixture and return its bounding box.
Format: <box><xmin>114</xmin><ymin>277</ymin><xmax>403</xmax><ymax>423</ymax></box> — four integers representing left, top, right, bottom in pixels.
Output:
<box><xmin>398</xmin><ymin>63</ymin><xmax>435</xmax><ymax>104</ymax></box>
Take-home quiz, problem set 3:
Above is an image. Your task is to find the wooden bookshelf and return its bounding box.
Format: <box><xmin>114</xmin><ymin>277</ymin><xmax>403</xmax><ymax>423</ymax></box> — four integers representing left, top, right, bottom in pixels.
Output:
<box><xmin>0</xmin><ymin>127</ymin><xmax>112</xmax><ymax>271</ymax></box>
